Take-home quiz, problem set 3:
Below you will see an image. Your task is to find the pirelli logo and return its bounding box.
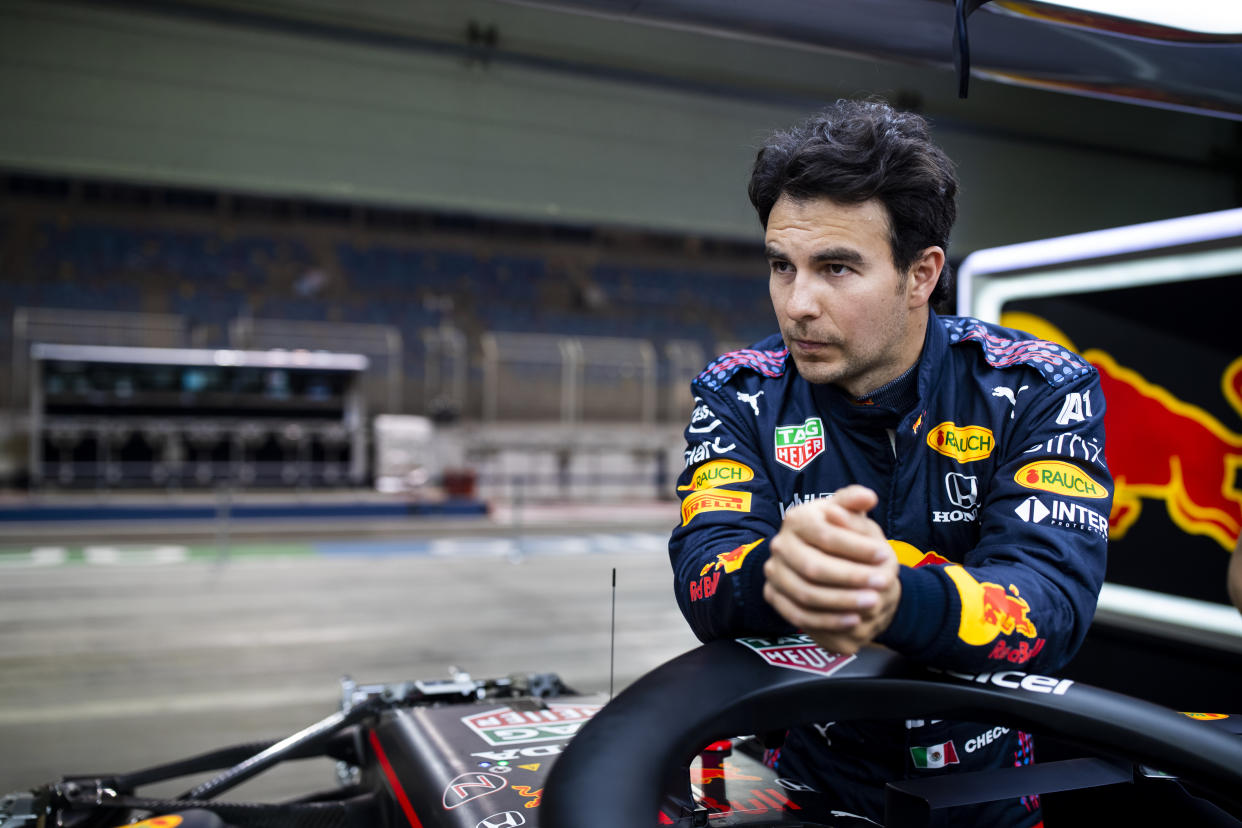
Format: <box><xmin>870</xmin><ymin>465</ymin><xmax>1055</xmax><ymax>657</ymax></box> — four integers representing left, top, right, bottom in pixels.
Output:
<box><xmin>681</xmin><ymin>489</ymin><xmax>752</xmax><ymax>526</ymax></box>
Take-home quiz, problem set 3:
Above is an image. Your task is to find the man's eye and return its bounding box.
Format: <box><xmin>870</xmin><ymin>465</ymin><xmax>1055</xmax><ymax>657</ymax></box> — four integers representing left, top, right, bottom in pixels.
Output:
<box><xmin>770</xmin><ymin>261</ymin><xmax>794</xmax><ymax>274</ymax></box>
<box><xmin>826</xmin><ymin>263</ymin><xmax>853</xmax><ymax>276</ymax></box>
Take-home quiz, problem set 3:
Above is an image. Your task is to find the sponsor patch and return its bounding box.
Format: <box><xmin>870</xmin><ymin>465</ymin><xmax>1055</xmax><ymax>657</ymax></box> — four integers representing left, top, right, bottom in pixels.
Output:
<box><xmin>462</xmin><ymin>704</ymin><xmax>601</xmax><ymax>747</ymax></box>
<box><xmin>1181</xmin><ymin>712</ymin><xmax>1229</xmax><ymax>721</ymax></box>
<box><xmin>699</xmin><ymin>539</ymin><xmax>763</xmax><ymax>576</ymax></box>
<box><xmin>684</xmin><ymin>437</ymin><xmax>737</xmax><ymax>467</ymax></box>
<box><xmin>472</xmin><ymin>744</ymin><xmax>565</xmax><ymax>762</ymax></box>
<box><xmin>477</xmin><ymin>813</ymin><xmax>526</xmax><ymax>828</ymax></box>
<box><xmin>690</xmin><ymin>397</ymin><xmax>715</xmax><ymax>425</ymax></box>
<box><xmin>1023</xmin><ymin>432</ymin><xmax>1105</xmax><ymax>465</ymax></box>
<box><xmin>926</xmin><ymin>422</ymin><xmax>995</xmax><ymax>462</ymax></box>
<box><xmin>510</xmin><ymin>786</ymin><xmax>541</xmax><ymax>809</ymax></box>
<box><xmin>988</xmin><ymin>638</ymin><xmax>1045</xmax><ymax>664</ymax></box>
<box><xmin>679</xmin><ymin>459</ymin><xmax>755</xmax><ymax>492</ymax></box>
<box><xmin>944</xmin><ymin>565</ymin><xmax>1037</xmax><ymax>646</ymax></box>
<box><xmin>991</xmin><ymin>385</ymin><xmax>1029</xmax><ymax>419</ymax></box>
<box><xmin>737</xmin><ymin>390</ymin><xmax>765</xmax><ymax>415</ymax></box>
<box><xmin>443</xmin><ymin>772</ymin><xmax>508</xmax><ymax>810</ymax></box>
<box><xmin>681</xmin><ymin>489</ymin><xmax>752</xmax><ymax>526</ymax></box>
<box><xmin>774</xmin><ymin>417</ymin><xmax>825</xmax><ymax>471</ymax></box>
<box><xmin>780</xmin><ymin>491</ymin><xmax>833</xmax><ymax>518</ymax></box>
<box><xmin>935</xmin><ymin>472</ymin><xmax>980</xmax><ymax>523</ymax></box>
<box><xmin>689</xmin><ymin>570</ymin><xmax>720</xmax><ymax>602</ymax></box>
<box><xmin>1056</xmin><ymin>390</ymin><xmax>1094</xmax><ymax>425</ymax></box>
<box><xmin>1014</xmin><ymin>495</ymin><xmax>1109</xmax><ymax>538</ymax></box>
<box><xmin>945</xmin><ymin>472</ymin><xmax>979</xmax><ymax>508</ymax></box>
<box><xmin>1015</xmin><ymin>460</ymin><xmax>1108</xmax><ymax>499</ymax></box>
<box><xmin>690</xmin><ymin>538</ymin><xmax>763</xmax><ymax>602</ymax></box>
<box><xmin>736</xmin><ymin>633</ymin><xmax>855</xmax><ymax>676</ymax></box>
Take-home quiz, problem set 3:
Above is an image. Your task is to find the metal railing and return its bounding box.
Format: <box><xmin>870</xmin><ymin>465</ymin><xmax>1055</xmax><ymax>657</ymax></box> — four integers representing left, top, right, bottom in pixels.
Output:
<box><xmin>481</xmin><ymin>331</ymin><xmax>656</xmax><ymax>423</ymax></box>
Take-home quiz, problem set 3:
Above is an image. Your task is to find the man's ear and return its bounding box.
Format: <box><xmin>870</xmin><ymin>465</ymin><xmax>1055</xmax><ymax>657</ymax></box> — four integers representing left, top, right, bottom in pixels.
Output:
<box><xmin>906</xmin><ymin>246</ymin><xmax>944</xmax><ymax>308</ymax></box>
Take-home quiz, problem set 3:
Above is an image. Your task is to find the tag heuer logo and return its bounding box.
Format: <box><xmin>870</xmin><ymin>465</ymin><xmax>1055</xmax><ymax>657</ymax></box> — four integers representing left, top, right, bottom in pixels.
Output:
<box><xmin>775</xmin><ymin>417</ymin><xmax>825</xmax><ymax>471</ymax></box>
<box><xmin>736</xmin><ymin>633</ymin><xmax>855</xmax><ymax>676</ymax></box>
<box><xmin>462</xmin><ymin>704</ymin><xmax>601</xmax><ymax>746</ymax></box>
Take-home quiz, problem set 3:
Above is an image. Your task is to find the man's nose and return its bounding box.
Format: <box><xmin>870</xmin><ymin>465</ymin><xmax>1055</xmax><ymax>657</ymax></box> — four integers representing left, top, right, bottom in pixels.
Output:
<box><xmin>783</xmin><ymin>274</ymin><xmax>821</xmax><ymax>320</ymax></box>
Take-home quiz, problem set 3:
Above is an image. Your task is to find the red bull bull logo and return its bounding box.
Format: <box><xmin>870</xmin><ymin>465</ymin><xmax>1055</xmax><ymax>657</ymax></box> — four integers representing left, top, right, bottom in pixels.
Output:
<box><xmin>691</xmin><ymin>539</ymin><xmax>765</xmax><ymax>603</ymax></box>
<box><xmin>944</xmin><ymin>565</ymin><xmax>1038</xmax><ymax>646</ymax></box>
<box><xmin>1092</xmin><ymin>351</ymin><xmax>1242</xmax><ymax>550</ymax></box>
<box><xmin>699</xmin><ymin>538</ymin><xmax>764</xmax><ymax>576</ymax></box>
<box><xmin>980</xmin><ymin>583</ymin><xmax>1037</xmax><ymax>638</ymax></box>
<box><xmin>1001</xmin><ymin>312</ymin><xmax>1242</xmax><ymax>551</ymax></box>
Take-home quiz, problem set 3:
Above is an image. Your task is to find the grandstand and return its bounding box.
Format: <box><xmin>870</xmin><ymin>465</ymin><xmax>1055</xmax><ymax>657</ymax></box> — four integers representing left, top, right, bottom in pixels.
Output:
<box><xmin>0</xmin><ymin>172</ymin><xmax>774</xmax><ymax>500</ymax></box>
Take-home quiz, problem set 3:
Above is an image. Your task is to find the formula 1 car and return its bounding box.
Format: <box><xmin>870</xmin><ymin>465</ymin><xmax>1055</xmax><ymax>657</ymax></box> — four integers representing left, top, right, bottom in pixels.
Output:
<box><xmin>4</xmin><ymin>636</ymin><xmax>1242</xmax><ymax>828</ymax></box>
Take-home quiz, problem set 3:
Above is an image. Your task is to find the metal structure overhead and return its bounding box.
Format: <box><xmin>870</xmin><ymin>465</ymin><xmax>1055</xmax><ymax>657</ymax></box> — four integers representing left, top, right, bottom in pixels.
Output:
<box><xmin>500</xmin><ymin>0</ymin><xmax>1242</xmax><ymax>121</ymax></box>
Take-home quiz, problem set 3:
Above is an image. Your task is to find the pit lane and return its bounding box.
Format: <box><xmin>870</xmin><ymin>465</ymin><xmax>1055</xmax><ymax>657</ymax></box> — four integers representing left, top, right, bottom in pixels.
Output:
<box><xmin>0</xmin><ymin>500</ymin><xmax>697</xmax><ymax>803</ymax></box>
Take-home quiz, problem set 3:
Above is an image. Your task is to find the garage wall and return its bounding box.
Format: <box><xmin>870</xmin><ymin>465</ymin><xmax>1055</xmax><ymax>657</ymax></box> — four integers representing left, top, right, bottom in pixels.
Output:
<box><xmin>1</xmin><ymin>0</ymin><xmax>1236</xmax><ymax>253</ymax></box>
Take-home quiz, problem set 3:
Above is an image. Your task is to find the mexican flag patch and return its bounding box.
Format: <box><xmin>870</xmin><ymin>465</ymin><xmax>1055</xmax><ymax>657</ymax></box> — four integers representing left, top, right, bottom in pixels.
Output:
<box><xmin>910</xmin><ymin>740</ymin><xmax>960</xmax><ymax>769</ymax></box>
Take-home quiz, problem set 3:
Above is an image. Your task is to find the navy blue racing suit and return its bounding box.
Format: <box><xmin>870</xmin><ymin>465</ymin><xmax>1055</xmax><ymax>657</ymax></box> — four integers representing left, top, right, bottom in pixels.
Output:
<box><xmin>669</xmin><ymin>312</ymin><xmax>1111</xmax><ymax>826</ymax></box>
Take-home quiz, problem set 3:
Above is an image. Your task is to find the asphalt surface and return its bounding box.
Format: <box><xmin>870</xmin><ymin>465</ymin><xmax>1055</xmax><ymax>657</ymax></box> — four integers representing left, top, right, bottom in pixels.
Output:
<box><xmin>0</xmin><ymin>503</ymin><xmax>700</xmax><ymax>803</ymax></box>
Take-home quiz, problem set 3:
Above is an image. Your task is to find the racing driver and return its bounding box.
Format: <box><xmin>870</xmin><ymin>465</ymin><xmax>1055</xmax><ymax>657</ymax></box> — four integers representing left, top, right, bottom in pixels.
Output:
<box><xmin>669</xmin><ymin>98</ymin><xmax>1111</xmax><ymax>827</ymax></box>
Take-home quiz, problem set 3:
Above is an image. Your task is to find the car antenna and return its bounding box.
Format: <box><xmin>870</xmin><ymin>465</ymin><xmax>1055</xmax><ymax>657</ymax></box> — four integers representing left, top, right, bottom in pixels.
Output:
<box><xmin>609</xmin><ymin>566</ymin><xmax>617</xmax><ymax>701</ymax></box>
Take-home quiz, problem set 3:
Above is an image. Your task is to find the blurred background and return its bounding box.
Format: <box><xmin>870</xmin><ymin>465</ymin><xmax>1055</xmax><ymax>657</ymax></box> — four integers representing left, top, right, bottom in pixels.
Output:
<box><xmin>1</xmin><ymin>0</ymin><xmax>1239</xmax><ymax>805</ymax></box>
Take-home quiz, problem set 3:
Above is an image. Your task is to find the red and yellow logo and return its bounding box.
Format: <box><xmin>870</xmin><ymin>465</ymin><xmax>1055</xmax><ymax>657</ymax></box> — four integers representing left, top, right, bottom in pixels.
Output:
<box><xmin>678</xmin><ymin>460</ymin><xmax>754</xmax><ymax>492</ymax></box>
<box><xmin>1015</xmin><ymin>460</ymin><xmax>1109</xmax><ymax>499</ymax></box>
<box><xmin>945</xmin><ymin>565</ymin><xmax>1038</xmax><ymax>646</ymax></box>
<box><xmin>699</xmin><ymin>538</ymin><xmax>763</xmax><ymax>576</ymax></box>
<box><xmin>681</xmin><ymin>489</ymin><xmax>752</xmax><ymax>526</ymax></box>
<box><xmin>1001</xmin><ymin>311</ymin><xmax>1242</xmax><ymax>551</ymax></box>
<box><xmin>1181</xmin><ymin>712</ymin><xmax>1229</xmax><ymax>721</ymax></box>
<box><xmin>926</xmin><ymin>422</ymin><xmax>995</xmax><ymax>463</ymax></box>
<box><xmin>890</xmin><ymin>540</ymin><xmax>950</xmax><ymax>569</ymax></box>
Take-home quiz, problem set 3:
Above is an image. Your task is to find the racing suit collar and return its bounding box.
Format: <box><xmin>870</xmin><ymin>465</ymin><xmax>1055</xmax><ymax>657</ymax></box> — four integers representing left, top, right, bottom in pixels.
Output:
<box><xmin>809</xmin><ymin>309</ymin><xmax>941</xmax><ymax>427</ymax></box>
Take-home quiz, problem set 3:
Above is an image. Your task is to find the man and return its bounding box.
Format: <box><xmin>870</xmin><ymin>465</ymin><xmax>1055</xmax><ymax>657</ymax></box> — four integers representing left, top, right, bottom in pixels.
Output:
<box><xmin>669</xmin><ymin>99</ymin><xmax>1110</xmax><ymax>826</ymax></box>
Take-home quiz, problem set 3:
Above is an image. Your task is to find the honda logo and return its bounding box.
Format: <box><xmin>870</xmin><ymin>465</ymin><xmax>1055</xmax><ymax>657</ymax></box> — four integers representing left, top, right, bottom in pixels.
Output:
<box><xmin>945</xmin><ymin>473</ymin><xmax>978</xmax><ymax>509</ymax></box>
<box><xmin>478</xmin><ymin>813</ymin><xmax>526</xmax><ymax>828</ymax></box>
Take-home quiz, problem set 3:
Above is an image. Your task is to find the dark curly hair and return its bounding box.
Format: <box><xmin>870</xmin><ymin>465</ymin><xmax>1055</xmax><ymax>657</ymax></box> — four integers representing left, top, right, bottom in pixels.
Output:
<box><xmin>748</xmin><ymin>99</ymin><xmax>958</xmax><ymax>305</ymax></box>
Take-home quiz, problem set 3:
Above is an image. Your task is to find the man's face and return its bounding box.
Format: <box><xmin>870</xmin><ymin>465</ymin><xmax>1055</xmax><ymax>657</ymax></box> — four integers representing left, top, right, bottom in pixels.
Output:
<box><xmin>766</xmin><ymin>194</ymin><xmax>930</xmax><ymax>397</ymax></box>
